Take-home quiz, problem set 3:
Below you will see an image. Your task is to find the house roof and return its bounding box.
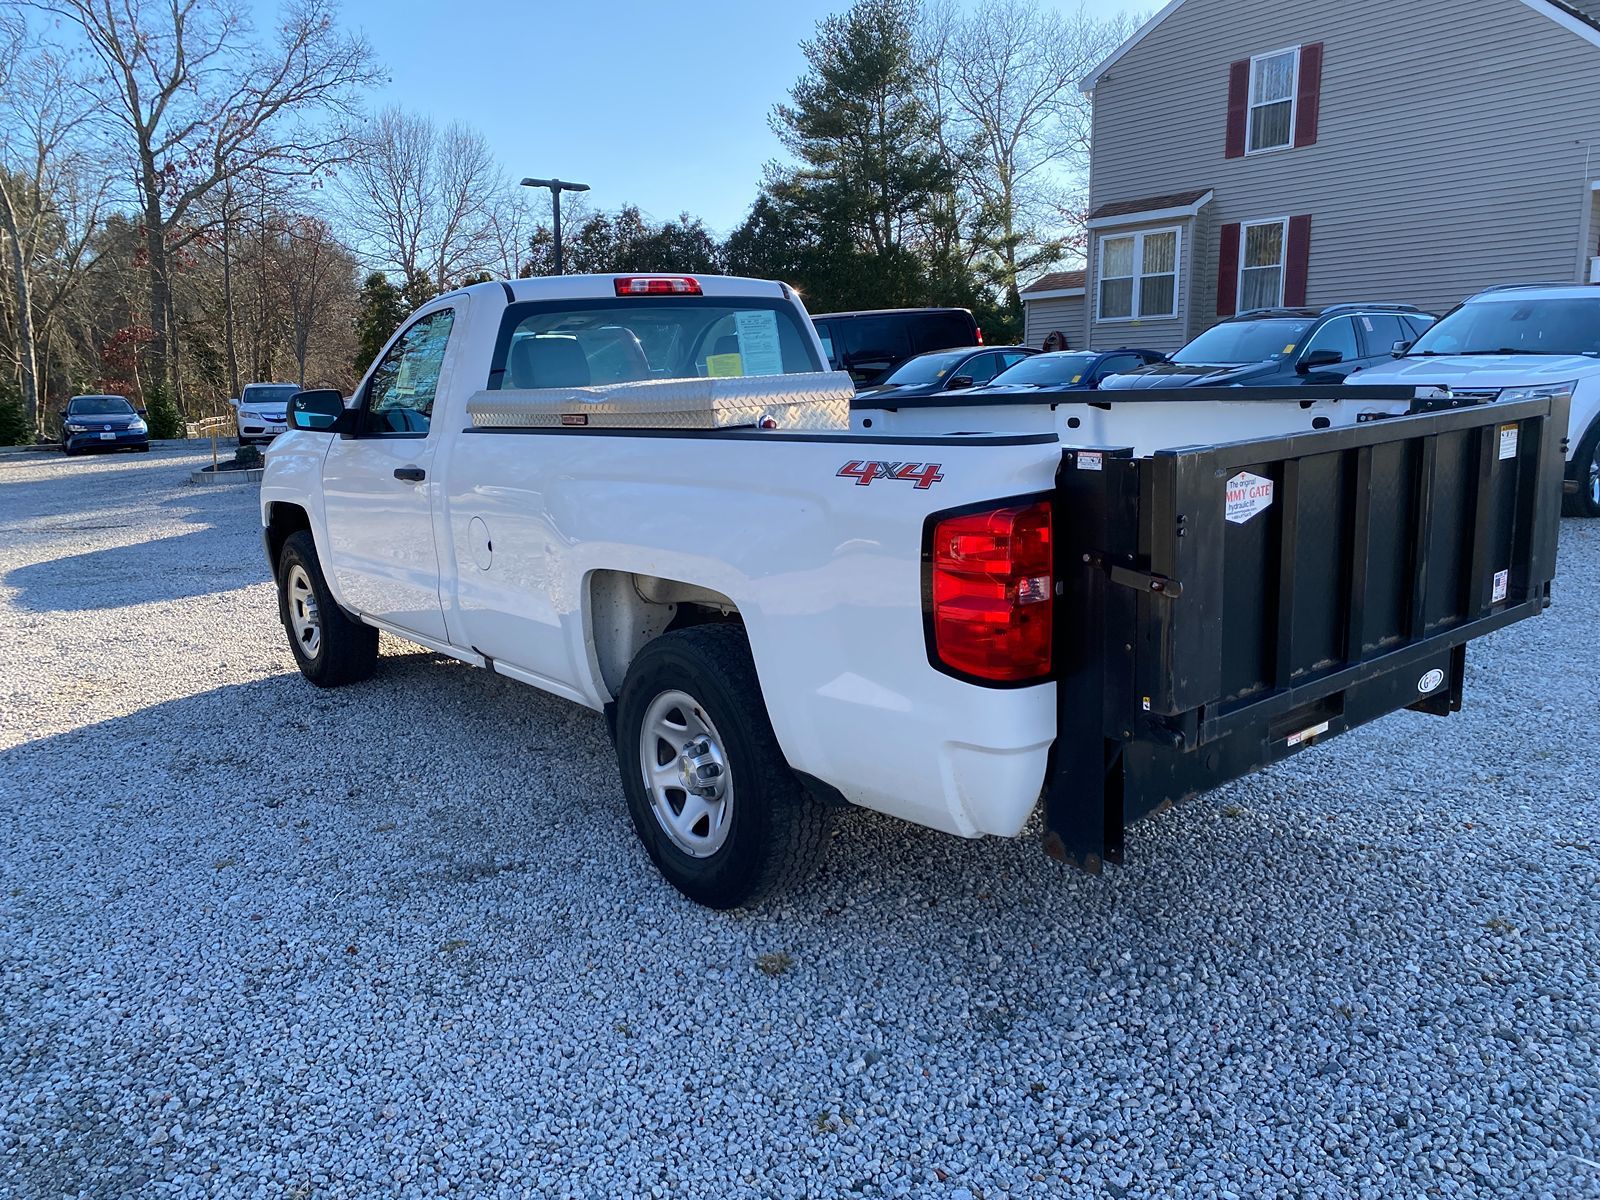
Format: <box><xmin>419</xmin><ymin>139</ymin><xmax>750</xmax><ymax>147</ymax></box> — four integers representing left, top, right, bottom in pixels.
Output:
<box><xmin>1020</xmin><ymin>269</ymin><xmax>1086</xmax><ymax>296</ymax></box>
<box><xmin>1079</xmin><ymin>0</ymin><xmax>1600</xmax><ymax>93</ymax></box>
<box><xmin>1087</xmin><ymin>189</ymin><xmax>1213</xmax><ymax>222</ymax></box>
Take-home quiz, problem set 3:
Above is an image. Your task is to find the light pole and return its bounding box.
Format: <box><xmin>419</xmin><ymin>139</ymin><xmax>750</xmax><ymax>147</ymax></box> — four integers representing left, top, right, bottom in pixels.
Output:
<box><xmin>520</xmin><ymin>177</ymin><xmax>591</xmax><ymax>275</ymax></box>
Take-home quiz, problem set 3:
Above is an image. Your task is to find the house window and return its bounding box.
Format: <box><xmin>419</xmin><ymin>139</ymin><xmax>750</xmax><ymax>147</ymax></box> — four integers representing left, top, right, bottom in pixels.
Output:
<box><xmin>1239</xmin><ymin>219</ymin><xmax>1288</xmax><ymax>311</ymax></box>
<box><xmin>1097</xmin><ymin>227</ymin><xmax>1180</xmax><ymax>321</ymax></box>
<box><xmin>1247</xmin><ymin>48</ymin><xmax>1298</xmax><ymax>153</ymax></box>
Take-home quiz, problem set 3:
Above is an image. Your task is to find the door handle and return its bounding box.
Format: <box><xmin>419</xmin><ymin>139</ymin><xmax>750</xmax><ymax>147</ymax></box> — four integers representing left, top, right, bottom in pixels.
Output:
<box><xmin>394</xmin><ymin>466</ymin><xmax>426</xmax><ymax>482</ymax></box>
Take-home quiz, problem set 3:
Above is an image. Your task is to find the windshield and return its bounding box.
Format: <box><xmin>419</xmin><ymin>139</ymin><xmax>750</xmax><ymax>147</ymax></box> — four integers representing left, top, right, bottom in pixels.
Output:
<box><xmin>989</xmin><ymin>353</ymin><xmax>1099</xmax><ymax>387</ymax></box>
<box><xmin>242</xmin><ymin>385</ymin><xmax>298</xmax><ymax>406</ymax></box>
<box><xmin>68</xmin><ymin>396</ymin><xmax>134</xmax><ymax>415</ymax></box>
<box><xmin>494</xmin><ymin>297</ymin><xmax>822</xmax><ymax>389</ymax></box>
<box><xmin>1172</xmin><ymin>318</ymin><xmax>1315</xmax><ymax>365</ymax></box>
<box><xmin>1408</xmin><ymin>297</ymin><xmax>1600</xmax><ymax>357</ymax></box>
<box><xmin>881</xmin><ymin>349</ymin><xmax>975</xmax><ymax>385</ymax></box>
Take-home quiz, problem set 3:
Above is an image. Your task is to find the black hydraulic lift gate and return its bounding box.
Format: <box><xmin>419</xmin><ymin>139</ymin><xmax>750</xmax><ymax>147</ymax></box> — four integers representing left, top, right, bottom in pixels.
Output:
<box><xmin>1044</xmin><ymin>393</ymin><xmax>1568</xmax><ymax>871</ymax></box>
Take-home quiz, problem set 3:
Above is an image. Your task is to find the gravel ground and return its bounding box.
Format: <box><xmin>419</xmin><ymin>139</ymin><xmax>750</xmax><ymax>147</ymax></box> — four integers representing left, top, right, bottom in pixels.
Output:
<box><xmin>1</xmin><ymin>446</ymin><xmax>1596</xmax><ymax>1200</ymax></box>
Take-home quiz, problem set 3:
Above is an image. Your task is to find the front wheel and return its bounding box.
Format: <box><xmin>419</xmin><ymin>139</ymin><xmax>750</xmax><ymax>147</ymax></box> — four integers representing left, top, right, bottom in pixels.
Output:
<box><xmin>614</xmin><ymin>624</ymin><xmax>833</xmax><ymax>909</ymax></box>
<box><xmin>1564</xmin><ymin>418</ymin><xmax>1600</xmax><ymax>518</ymax></box>
<box><xmin>276</xmin><ymin>530</ymin><xmax>379</xmax><ymax>687</ymax></box>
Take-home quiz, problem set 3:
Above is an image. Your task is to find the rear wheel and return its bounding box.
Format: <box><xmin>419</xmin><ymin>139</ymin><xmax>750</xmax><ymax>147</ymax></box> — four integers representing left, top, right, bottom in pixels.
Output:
<box><xmin>276</xmin><ymin>530</ymin><xmax>378</xmax><ymax>686</ymax></box>
<box><xmin>614</xmin><ymin>624</ymin><xmax>832</xmax><ymax>909</ymax></box>
<box><xmin>1563</xmin><ymin>418</ymin><xmax>1600</xmax><ymax>518</ymax></box>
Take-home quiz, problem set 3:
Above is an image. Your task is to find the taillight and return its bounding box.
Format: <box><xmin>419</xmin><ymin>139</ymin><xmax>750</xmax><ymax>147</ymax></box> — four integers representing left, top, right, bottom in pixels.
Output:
<box><xmin>928</xmin><ymin>501</ymin><xmax>1053</xmax><ymax>683</ymax></box>
<box><xmin>614</xmin><ymin>276</ymin><xmax>701</xmax><ymax>296</ymax></box>
<box><xmin>975</xmin><ymin>326</ymin><xmax>984</xmax><ymax>345</ymax></box>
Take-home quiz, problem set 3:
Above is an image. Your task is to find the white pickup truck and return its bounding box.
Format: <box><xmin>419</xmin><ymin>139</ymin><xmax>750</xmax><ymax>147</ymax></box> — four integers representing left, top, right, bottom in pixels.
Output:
<box><xmin>261</xmin><ymin>274</ymin><xmax>1568</xmax><ymax>908</ymax></box>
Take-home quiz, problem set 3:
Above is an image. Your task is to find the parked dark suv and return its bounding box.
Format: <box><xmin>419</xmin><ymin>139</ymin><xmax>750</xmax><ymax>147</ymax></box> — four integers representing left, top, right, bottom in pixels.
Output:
<box><xmin>811</xmin><ymin>308</ymin><xmax>982</xmax><ymax>386</ymax></box>
<box><xmin>1101</xmin><ymin>304</ymin><xmax>1436</xmax><ymax>390</ymax></box>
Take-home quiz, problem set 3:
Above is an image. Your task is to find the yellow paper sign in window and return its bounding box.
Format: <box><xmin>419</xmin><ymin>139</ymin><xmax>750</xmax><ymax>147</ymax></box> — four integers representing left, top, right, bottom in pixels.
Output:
<box><xmin>706</xmin><ymin>353</ymin><xmax>743</xmax><ymax>378</ymax></box>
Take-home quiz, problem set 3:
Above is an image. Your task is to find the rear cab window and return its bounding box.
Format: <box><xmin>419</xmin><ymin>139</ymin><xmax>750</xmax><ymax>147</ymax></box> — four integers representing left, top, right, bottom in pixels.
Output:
<box><xmin>491</xmin><ymin>297</ymin><xmax>822</xmax><ymax>390</ymax></box>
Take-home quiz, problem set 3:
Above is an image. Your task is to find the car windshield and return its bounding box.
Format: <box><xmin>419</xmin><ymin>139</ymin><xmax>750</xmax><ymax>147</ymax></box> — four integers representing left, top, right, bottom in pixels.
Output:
<box><xmin>495</xmin><ymin>298</ymin><xmax>822</xmax><ymax>389</ymax></box>
<box><xmin>880</xmin><ymin>350</ymin><xmax>976</xmax><ymax>385</ymax></box>
<box><xmin>69</xmin><ymin>396</ymin><xmax>134</xmax><ymax>415</ymax></box>
<box><xmin>989</xmin><ymin>353</ymin><xmax>1099</xmax><ymax>386</ymax></box>
<box><xmin>1172</xmin><ymin>318</ymin><xmax>1315</xmax><ymax>365</ymax></box>
<box><xmin>242</xmin><ymin>385</ymin><xmax>298</xmax><ymax>406</ymax></box>
<box><xmin>1407</xmin><ymin>297</ymin><xmax>1600</xmax><ymax>357</ymax></box>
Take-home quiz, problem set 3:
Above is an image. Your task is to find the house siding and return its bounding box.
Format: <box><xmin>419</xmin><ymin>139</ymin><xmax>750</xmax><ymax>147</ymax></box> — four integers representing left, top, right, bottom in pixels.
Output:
<box><xmin>1022</xmin><ymin>295</ymin><xmax>1086</xmax><ymax>348</ymax></box>
<box><xmin>1086</xmin><ymin>0</ymin><xmax>1600</xmax><ymax>341</ymax></box>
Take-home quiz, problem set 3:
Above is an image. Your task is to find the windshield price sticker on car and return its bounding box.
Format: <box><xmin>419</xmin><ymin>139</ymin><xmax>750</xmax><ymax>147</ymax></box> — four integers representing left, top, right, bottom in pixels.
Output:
<box><xmin>1224</xmin><ymin>471</ymin><xmax>1274</xmax><ymax>524</ymax></box>
<box><xmin>734</xmin><ymin>310</ymin><xmax>784</xmax><ymax>376</ymax></box>
<box><xmin>1498</xmin><ymin>423</ymin><xmax>1519</xmax><ymax>460</ymax></box>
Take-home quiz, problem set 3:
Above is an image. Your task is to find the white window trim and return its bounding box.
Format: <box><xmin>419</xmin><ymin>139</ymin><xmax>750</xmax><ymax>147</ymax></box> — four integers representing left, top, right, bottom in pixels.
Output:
<box><xmin>1244</xmin><ymin>45</ymin><xmax>1300</xmax><ymax>156</ymax></box>
<box><xmin>1237</xmin><ymin>216</ymin><xmax>1291</xmax><ymax>312</ymax></box>
<box><xmin>1096</xmin><ymin>225</ymin><xmax>1182</xmax><ymax>324</ymax></box>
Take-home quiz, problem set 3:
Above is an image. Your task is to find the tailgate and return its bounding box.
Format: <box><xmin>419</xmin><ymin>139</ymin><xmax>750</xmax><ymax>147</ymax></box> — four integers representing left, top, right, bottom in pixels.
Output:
<box><xmin>1044</xmin><ymin>393</ymin><xmax>1569</xmax><ymax>871</ymax></box>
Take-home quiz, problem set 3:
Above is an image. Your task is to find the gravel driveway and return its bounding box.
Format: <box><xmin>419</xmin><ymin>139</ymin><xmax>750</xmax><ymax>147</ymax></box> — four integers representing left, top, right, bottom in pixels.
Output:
<box><xmin>1</xmin><ymin>446</ymin><xmax>1596</xmax><ymax>1200</ymax></box>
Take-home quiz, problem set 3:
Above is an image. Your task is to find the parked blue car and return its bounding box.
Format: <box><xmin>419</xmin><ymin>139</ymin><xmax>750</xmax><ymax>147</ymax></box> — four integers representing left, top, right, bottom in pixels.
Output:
<box><xmin>971</xmin><ymin>347</ymin><xmax>1168</xmax><ymax>395</ymax></box>
<box><xmin>58</xmin><ymin>395</ymin><xmax>150</xmax><ymax>456</ymax></box>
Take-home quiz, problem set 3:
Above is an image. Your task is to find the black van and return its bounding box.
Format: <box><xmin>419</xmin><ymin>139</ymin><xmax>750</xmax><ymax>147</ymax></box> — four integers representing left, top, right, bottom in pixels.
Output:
<box><xmin>811</xmin><ymin>308</ymin><xmax>981</xmax><ymax>386</ymax></box>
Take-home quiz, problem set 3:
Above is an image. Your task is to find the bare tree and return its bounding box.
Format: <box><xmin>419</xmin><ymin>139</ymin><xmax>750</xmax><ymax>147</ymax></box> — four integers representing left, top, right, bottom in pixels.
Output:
<box><xmin>339</xmin><ymin>107</ymin><xmax>504</xmax><ymax>291</ymax></box>
<box><xmin>280</xmin><ymin>215</ymin><xmax>352</xmax><ymax>385</ymax></box>
<box><xmin>38</xmin><ymin>0</ymin><xmax>381</xmax><ymax>405</ymax></box>
<box><xmin>0</xmin><ymin>16</ymin><xmax>108</xmax><ymax>434</ymax></box>
<box><xmin>924</xmin><ymin>0</ymin><xmax>1134</xmax><ymax>300</ymax></box>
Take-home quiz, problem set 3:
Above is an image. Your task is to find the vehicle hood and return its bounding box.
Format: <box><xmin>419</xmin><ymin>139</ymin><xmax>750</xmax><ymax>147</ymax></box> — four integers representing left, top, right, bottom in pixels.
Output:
<box><xmin>964</xmin><ymin>381</ymin><xmax>1092</xmax><ymax>396</ymax></box>
<box><xmin>1349</xmin><ymin>355</ymin><xmax>1600</xmax><ymax>388</ymax></box>
<box><xmin>854</xmin><ymin>382</ymin><xmax>942</xmax><ymax>400</ymax></box>
<box><xmin>241</xmin><ymin>403</ymin><xmax>288</xmax><ymax>415</ymax></box>
<box><xmin>1100</xmin><ymin>361</ymin><xmax>1270</xmax><ymax>389</ymax></box>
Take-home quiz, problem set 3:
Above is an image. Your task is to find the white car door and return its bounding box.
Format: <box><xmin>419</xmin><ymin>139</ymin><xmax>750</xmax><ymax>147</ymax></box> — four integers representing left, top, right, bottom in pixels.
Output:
<box><xmin>320</xmin><ymin>302</ymin><xmax>465</xmax><ymax>642</ymax></box>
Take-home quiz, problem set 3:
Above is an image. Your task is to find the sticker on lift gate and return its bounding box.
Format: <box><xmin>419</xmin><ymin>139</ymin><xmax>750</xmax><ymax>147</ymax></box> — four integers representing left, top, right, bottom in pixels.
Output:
<box><xmin>1417</xmin><ymin>668</ymin><xmax>1445</xmax><ymax>695</ymax></box>
<box><xmin>1492</xmin><ymin>568</ymin><xmax>1509</xmax><ymax>604</ymax></box>
<box><xmin>1498</xmin><ymin>423</ymin><xmax>1519</xmax><ymax>460</ymax></box>
<box><xmin>1224</xmin><ymin>470</ymin><xmax>1274</xmax><ymax>524</ymax></box>
<box><xmin>1078</xmin><ymin>451</ymin><xmax>1103</xmax><ymax>471</ymax></box>
<box><xmin>1286</xmin><ymin>720</ymin><xmax>1330</xmax><ymax>748</ymax></box>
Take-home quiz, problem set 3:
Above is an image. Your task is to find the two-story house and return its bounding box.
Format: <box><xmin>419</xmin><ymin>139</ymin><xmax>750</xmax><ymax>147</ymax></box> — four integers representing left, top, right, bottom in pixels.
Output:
<box><xmin>1037</xmin><ymin>0</ymin><xmax>1600</xmax><ymax>354</ymax></box>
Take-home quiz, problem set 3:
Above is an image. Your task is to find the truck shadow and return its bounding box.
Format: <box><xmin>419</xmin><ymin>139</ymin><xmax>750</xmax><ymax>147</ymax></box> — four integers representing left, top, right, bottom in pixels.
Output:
<box><xmin>3</xmin><ymin>527</ymin><xmax>258</xmax><ymax>612</ymax></box>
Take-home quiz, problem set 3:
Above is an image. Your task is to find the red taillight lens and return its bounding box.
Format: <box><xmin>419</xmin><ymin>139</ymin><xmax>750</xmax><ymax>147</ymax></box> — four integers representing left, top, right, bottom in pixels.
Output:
<box><xmin>929</xmin><ymin>501</ymin><xmax>1053</xmax><ymax>683</ymax></box>
<box><xmin>975</xmin><ymin>326</ymin><xmax>984</xmax><ymax>345</ymax></box>
<box><xmin>613</xmin><ymin>276</ymin><xmax>702</xmax><ymax>296</ymax></box>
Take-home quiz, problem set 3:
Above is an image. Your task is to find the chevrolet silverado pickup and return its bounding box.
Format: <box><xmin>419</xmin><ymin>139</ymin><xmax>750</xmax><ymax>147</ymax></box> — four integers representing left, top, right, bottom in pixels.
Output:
<box><xmin>260</xmin><ymin>274</ymin><xmax>1568</xmax><ymax>908</ymax></box>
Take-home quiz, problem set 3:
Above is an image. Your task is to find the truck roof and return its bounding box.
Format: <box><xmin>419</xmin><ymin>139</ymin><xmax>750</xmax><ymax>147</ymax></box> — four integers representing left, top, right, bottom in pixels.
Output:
<box><xmin>441</xmin><ymin>274</ymin><xmax>793</xmax><ymax>306</ymax></box>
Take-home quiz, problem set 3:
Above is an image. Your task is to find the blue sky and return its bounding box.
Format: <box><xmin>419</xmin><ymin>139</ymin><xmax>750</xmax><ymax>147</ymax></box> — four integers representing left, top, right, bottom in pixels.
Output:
<box><xmin>326</xmin><ymin>0</ymin><xmax>1144</xmax><ymax>236</ymax></box>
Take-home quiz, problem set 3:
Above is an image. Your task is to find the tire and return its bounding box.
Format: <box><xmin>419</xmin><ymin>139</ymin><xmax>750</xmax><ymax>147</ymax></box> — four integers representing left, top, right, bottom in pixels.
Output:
<box><xmin>136</xmin><ymin>444</ymin><xmax>151</xmax><ymax>453</ymax></box>
<box><xmin>276</xmin><ymin>530</ymin><xmax>379</xmax><ymax>687</ymax></box>
<box><xmin>1562</xmin><ymin>417</ymin><xmax>1600</xmax><ymax>518</ymax></box>
<box><xmin>614</xmin><ymin>623</ymin><xmax>833</xmax><ymax>909</ymax></box>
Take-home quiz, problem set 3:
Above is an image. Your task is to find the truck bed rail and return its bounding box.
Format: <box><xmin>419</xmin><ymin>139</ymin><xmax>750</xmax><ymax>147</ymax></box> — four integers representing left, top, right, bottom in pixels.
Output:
<box><xmin>1044</xmin><ymin>392</ymin><xmax>1569</xmax><ymax>870</ymax></box>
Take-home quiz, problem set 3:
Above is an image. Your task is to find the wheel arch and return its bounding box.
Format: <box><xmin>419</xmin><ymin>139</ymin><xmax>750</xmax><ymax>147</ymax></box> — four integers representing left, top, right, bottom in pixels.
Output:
<box><xmin>264</xmin><ymin>501</ymin><xmax>312</xmax><ymax>573</ymax></box>
<box><xmin>586</xmin><ymin>569</ymin><xmax>744</xmax><ymax>700</ymax></box>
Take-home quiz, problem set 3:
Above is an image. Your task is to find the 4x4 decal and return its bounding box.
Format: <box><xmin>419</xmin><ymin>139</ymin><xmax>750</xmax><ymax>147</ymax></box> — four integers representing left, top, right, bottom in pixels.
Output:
<box><xmin>837</xmin><ymin>460</ymin><xmax>946</xmax><ymax>490</ymax></box>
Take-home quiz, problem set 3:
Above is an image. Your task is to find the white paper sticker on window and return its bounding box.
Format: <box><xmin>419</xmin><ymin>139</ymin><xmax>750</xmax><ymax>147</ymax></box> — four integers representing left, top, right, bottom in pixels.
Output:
<box><xmin>1225</xmin><ymin>470</ymin><xmax>1274</xmax><ymax>524</ymax></box>
<box><xmin>1361</xmin><ymin>317</ymin><xmax>1374</xmax><ymax>332</ymax></box>
<box><xmin>1492</xmin><ymin>569</ymin><xmax>1509</xmax><ymax>604</ymax></box>
<box><xmin>735</xmin><ymin>310</ymin><xmax>784</xmax><ymax>377</ymax></box>
<box><xmin>1498</xmin><ymin>424</ymin><xmax>1518</xmax><ymax>460</ymax></box>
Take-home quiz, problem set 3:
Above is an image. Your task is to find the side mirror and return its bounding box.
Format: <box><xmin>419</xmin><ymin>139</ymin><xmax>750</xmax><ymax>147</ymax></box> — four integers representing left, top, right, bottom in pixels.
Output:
<box><xmin>1391</xmin><ymin>339</ymin><xmax>1412</xmax><ymax>358</ymax></box>
<box><xmin>947</xmin><ymin>375</ymin><xmax>974</xmax><ymax>391</ymax></box>
<box><xmin>227</xmin><ymin>396</ymin><xmax>239</xmax><ymax>408</ymax></box>
<box><xmin>1296</xmin><ymin>348</ymin><xmax>1344</xmax><ymax>374</ymax></box>
<box><xmin>137</xmin><ymin>408</ymin><xmax>148</xmax><ymax>418</ymax></box>
<box><xmin>289</xmin><ymin>389</ymin><xmax>348</xmax><ymax>432</ymax></box>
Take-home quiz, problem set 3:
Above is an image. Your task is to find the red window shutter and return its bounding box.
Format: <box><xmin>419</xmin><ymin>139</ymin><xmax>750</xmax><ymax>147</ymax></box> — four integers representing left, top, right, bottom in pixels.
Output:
<box><xmin>1225</xmin><ymin>59</ymin><xmax>1250</xmax><ymax>158</ymax></box>
<box><xmin>1284</xmin><ymin>215</ymin><xmax>1313</xmax><ymax>306</ymax></box>
<box><xmin>1294</xmin><ymin>43</ymin><xmax>1324</xmax><ymax>147</ymax></box>
<box><xmin>1216</xmin><ymin>223</ymin><xmax>1242</xmax><ymax>316</ymax></box>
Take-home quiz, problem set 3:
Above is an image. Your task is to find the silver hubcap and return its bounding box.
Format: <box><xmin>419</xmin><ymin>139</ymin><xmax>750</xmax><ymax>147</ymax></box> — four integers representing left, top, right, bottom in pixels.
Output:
<box><xmin>638</xmin><ymin>689</ymin><xmax>732</xmax><ymax>857</ymax></box>
<box><xmin>286</xmin><ymin>565</ymin><xmax>322</xmax><ymax>659</ymax></box>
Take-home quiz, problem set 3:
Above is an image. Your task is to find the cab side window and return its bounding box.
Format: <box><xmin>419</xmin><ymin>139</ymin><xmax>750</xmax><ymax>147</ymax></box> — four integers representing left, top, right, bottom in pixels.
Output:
<box><xmin>960</xmin><ymin>353</ymin><xmax>1003</xmax><ymax>385</ymax></box>
<box><xmin>362</xmin><ymin>308</ymin><xmax>456</xmax><ymax>436</ymax></box>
